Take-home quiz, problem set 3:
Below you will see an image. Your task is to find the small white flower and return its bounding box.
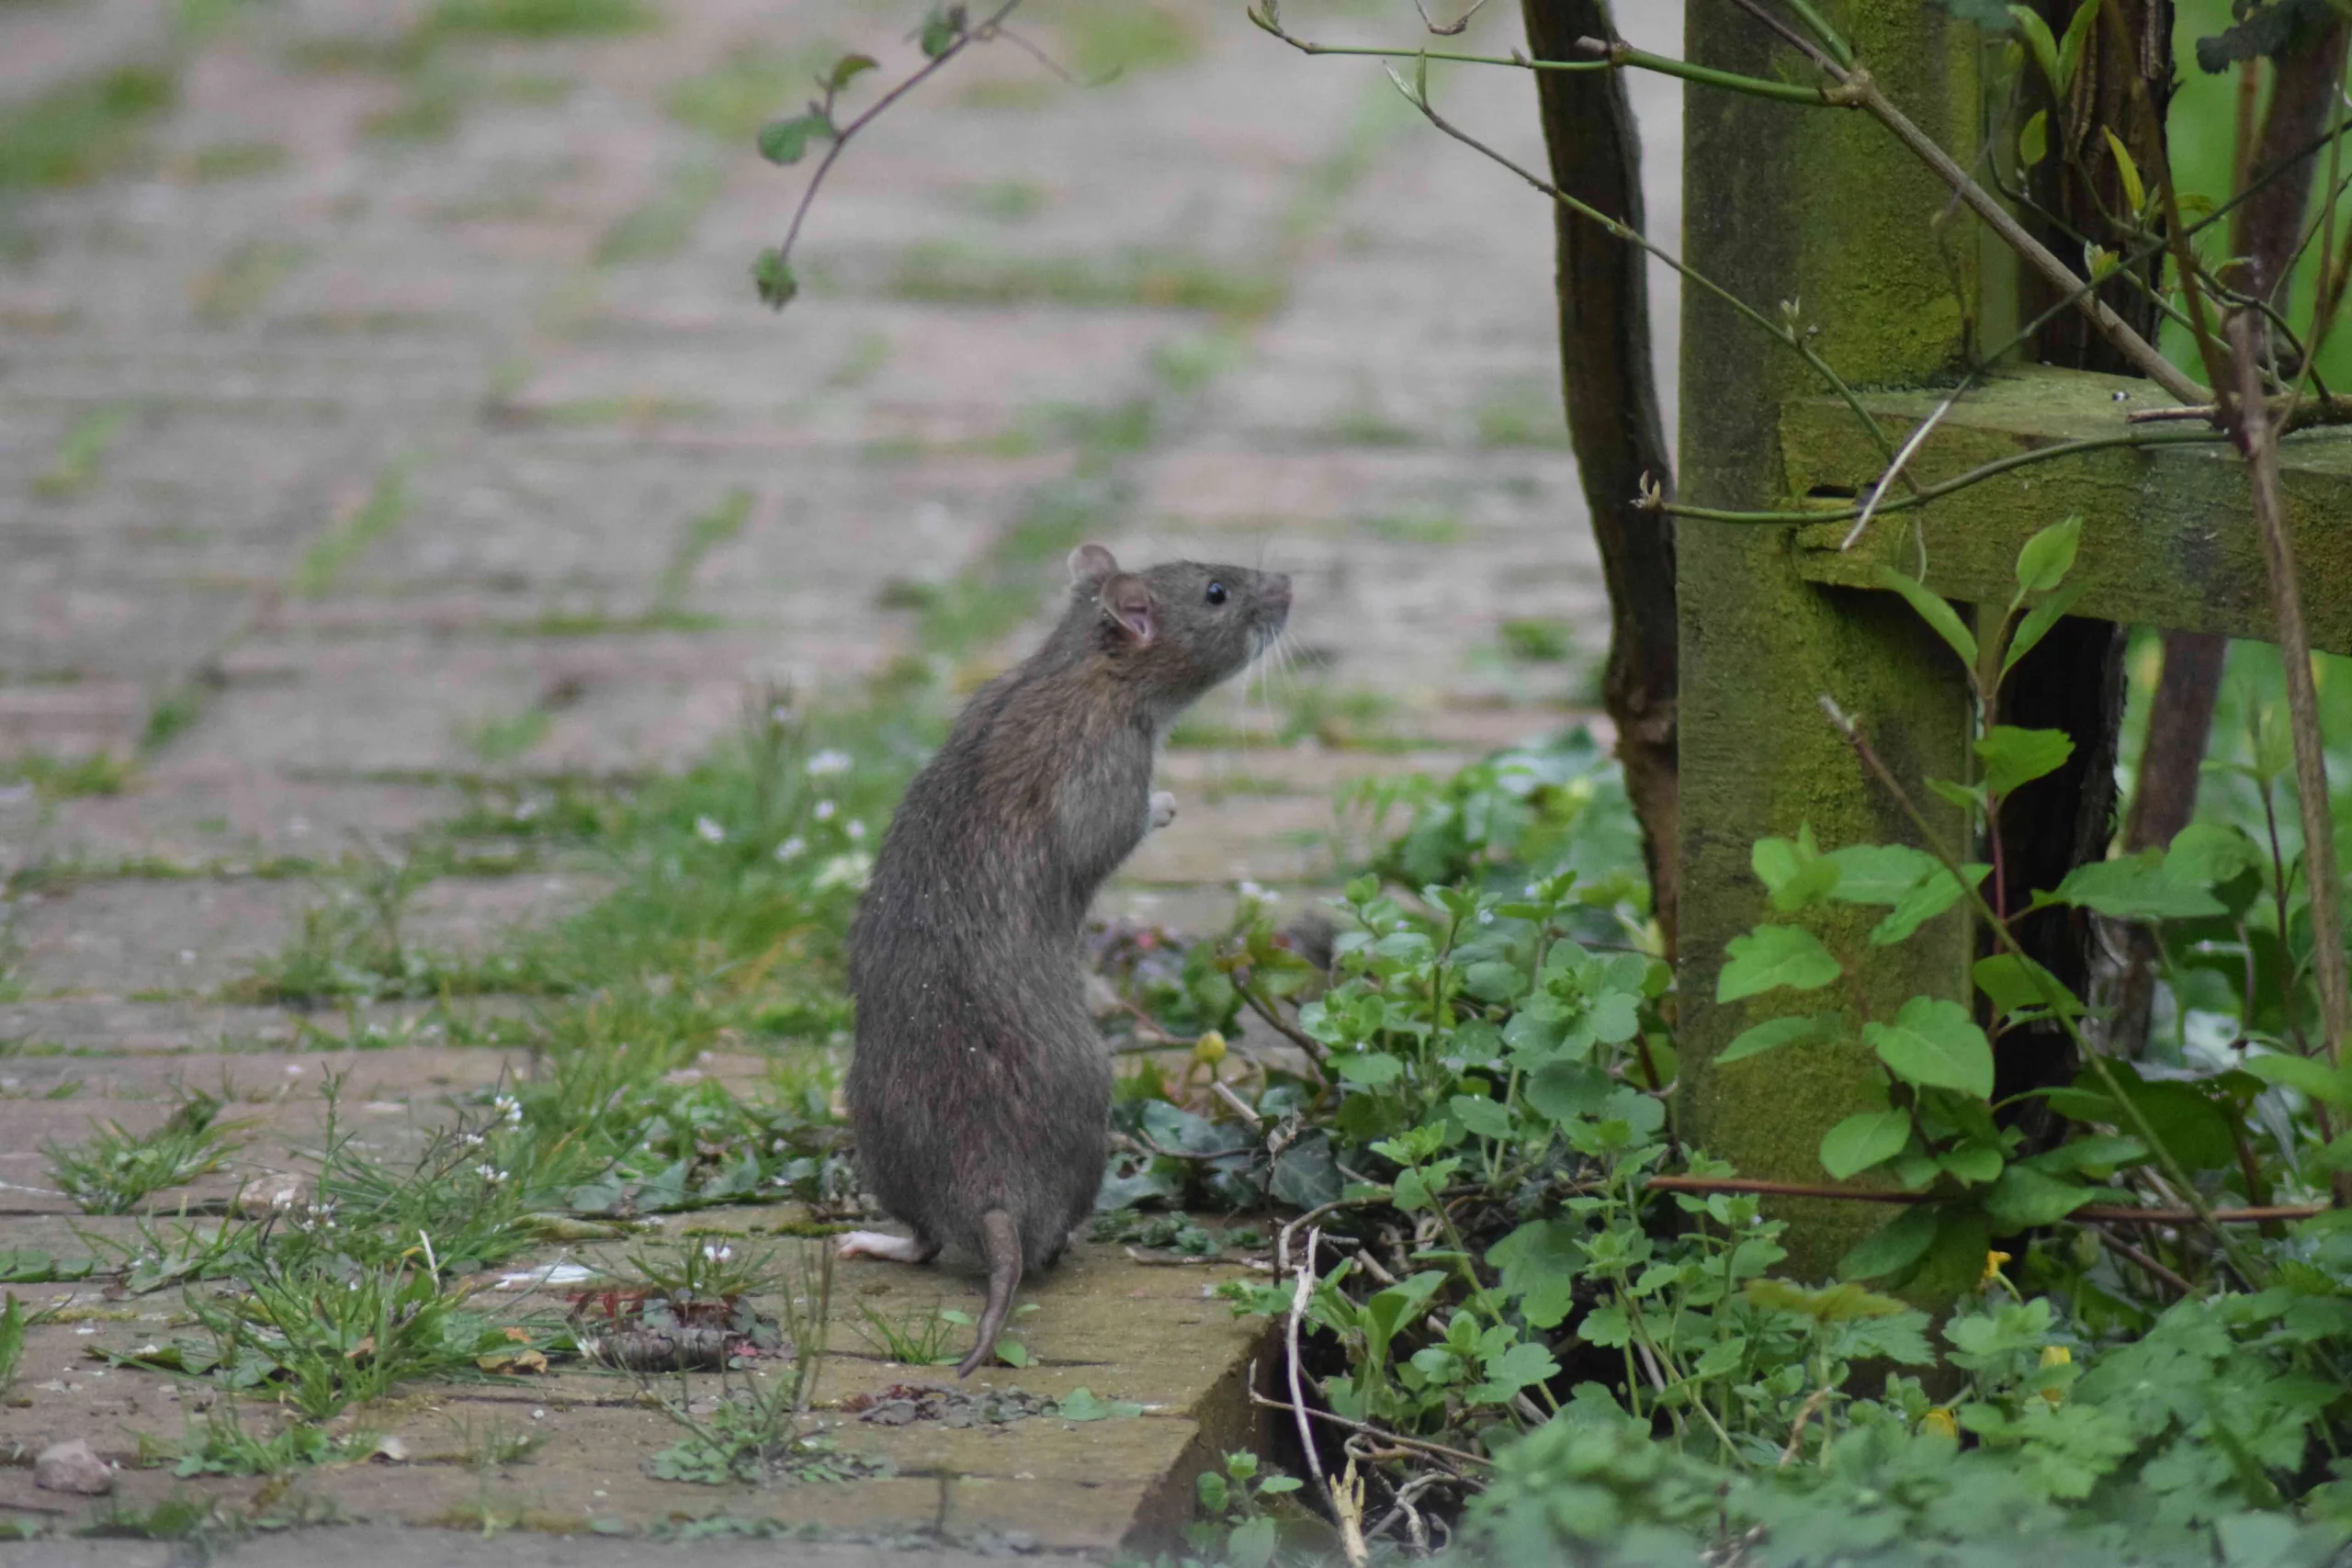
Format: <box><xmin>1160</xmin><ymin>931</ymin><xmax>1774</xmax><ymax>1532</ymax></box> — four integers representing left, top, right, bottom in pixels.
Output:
<box><xmin>813</xmin><ymin>799</ymin><xmax>837</xmax><ymax>822</ymax></box>
<box><xmin>813</xmin><ymin>852</ymin><xmax>873</xmax><ymax>892</ymax></box>
<box><xmin>806</xmin><ymin>750</ymin><xmax>853</xmax><ymax>777</ymax></box>
<box><xmin>1238</xmin><ymin>880</ymin><xmax>1278</xmax><ymax>903</ymax></box>
<box><xmin>694</xmin><ymin>815</ymin><xmax>727</xmax><ymax>844</ymax></box>
<box><xmin>775</xmin><ymin>836</ymin><xmax>807</xmax><ymax>862</ymax></box>
<box><xmin>703</xmin><ymin>1244</ymin><xmax>733</xmax><ymax>1262</ymax></box>
<box><xmin>846</xmin><ymin>818</ymin><xmax>866</xmax><ymax>841</ymax></box>
<box><xmin>462</xmin><ymin>1133</ymin><xmax>486</xmax><ymax>1148</ymax></box>
<box><xmin>477</xmin><ymin>1165</ymin><xmax>505</xmax><ymax>1183</ymax></box>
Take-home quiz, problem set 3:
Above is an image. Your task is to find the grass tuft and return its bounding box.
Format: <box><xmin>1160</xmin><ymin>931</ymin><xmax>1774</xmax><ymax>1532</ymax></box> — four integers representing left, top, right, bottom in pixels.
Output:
<box><xmin>427</xmin><ymin>0</ymin><xmax>656</xmax><ymax>38</ymax></box>
<box><xmin>0</xmin><ymin>66</ymin><xmax>176</xmax><ymax>189</ymax></box>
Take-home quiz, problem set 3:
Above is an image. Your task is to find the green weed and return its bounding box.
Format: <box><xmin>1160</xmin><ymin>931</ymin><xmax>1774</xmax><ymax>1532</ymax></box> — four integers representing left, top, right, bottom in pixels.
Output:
<box><xmin>596</xmin><ymin>159</ymin><xmax>723</xmax><ymax>265</ymax></box>
<box><xmin>0</xmin><ymin>1293</ymin><xmax>27</xmax><ymax>1393</ymax></box>
<box><xmin>654</xmin><ymin>488</ymin><xmax>752</xmax><ymax>611</ymax></box>
<box><xmin>291</xmin><ymin>461</ymin><xmax>410</xmax><ymax>597</ymax></box>
<box><xmin>1046</xmin><ymin>1</ymin><xmax>1203</xmax><ymax>79</ymax></box>
<box><xmin>190</xmin><ymin>240</ymin><xmax>307</xmax><ymax>326</ymax></box>
<box><xmin>155</xmin><ymin>1405</ymin><xmax>363</xmax><ymax>1476</ymax></box>
<box><xmin>459</xmin><ymin>706</ymin><xmax>552</xmax><ymax>764</ymax></box>
<box><xmin>33</xmin><ymin>405</ymin><xmax>128</xmax><ymax>498</ymax></box>
<box><xmin>46</xmin><ymin>1091</ymin><xmax>248</xmax><ymax>1214</ymax></box>
<box><xmin>1361</xmin><ymin>511</ymin><xmax>1466</xmax><ymax>546</ymax></box>
<box><xmin>1498</xmin><ymin>617</ymin><xmax>1576</xmax><ymax>662</ymax></box>
<box><xmin>427</xmin><ymin>0</ymin><xmax>656</xmax><ymax>38</ymax></box>
<box><xmin>1473</xmin><ymin>382</ymin><xmax>1572</xmax><ymax>448</ymax></box>
<box><xmin>1</xmin><ymin>750</ymin><xmax>134</xmax><ymax>800</ymax></box>
<box><xmin>888</xmin><ymin>243</ymin><xmax>1285</xmax><ymax>317</ymax></box>
<box><xmin>171</xmin><ymin>140</ymin><xmax>288</xmax><ymax>182</ymax></box>
<box><xmin>0</xmin><ymin>66</ymin><xmax>175</xmax><ymax>188</ymax></box>
<box><xmin>850</xmin><ymin>1299</ymin><xmax>960</xmax><ymax>1367</ymax></box>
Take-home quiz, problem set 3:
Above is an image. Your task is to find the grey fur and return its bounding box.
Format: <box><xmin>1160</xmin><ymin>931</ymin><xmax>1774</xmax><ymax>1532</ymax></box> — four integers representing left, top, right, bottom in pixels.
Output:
<box><xmin>845</xmin><ymin>546</ymin><xmax>1292</xmax><ymax>1376</ymax></box>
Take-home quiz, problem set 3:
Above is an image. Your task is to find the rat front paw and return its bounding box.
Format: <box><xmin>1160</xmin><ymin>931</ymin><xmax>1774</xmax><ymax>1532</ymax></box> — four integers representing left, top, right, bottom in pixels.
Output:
<box><xmin>1148</xmin><ymin>790</ymin><xmax>1177</xmax><ymax>830</ymax></box>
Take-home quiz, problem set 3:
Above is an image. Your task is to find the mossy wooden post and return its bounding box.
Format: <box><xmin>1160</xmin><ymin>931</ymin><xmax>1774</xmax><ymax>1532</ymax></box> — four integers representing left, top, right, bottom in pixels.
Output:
<box><xmin>1677</xmin><ymin>5</ymin><xmax>1980</xmax><ymax>1280</ymax></box>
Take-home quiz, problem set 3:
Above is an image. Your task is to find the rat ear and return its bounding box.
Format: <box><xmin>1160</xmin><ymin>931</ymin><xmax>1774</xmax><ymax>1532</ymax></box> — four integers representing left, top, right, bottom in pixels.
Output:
<box><xmin>1100</xmin><ymin>573</ymin><xmax>1155</xmax><ymax>647</ymax></box>
<box><xmin>1068</xmin><ymin>543</ymin><xmax>1119</xmax><ymax>586</ymax></box>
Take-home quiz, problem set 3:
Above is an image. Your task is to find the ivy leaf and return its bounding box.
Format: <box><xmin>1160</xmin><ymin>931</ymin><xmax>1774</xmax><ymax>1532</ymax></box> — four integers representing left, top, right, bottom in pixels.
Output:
<box><xmin>1717</xmin><ymin>925</ymin><xmax>1842</xmax><ymax>1002</ymax></box>
<box><xmin>1838</xmin><ymin>1204</ymin><xmax>1940</xmax><ymax>1282</ymax></box>
<box><xmin>1976</xmin><ymin>725</ymin><xmax>2074</xmax><ymax>797</ymax></box>
<box><xmin>2002</xmin><ymin>580</ymin><xmax>2087</xmax><ymax>677</ymax></box>
<box><xmin>1715</xmin><ymin>1012</ymin><xmax>1834</xmax><ymax>1066</ymax></box>
<box><xmin>1865</xmin><ymin>998</ymin><xmax>1995</xmax><ymax>1098</ymax></box>
<box><xmin>1875</xmin><ymin>566</ymin><xmax>1978</xmax><ymax>669</ymax></box>
<box><xmin>1469</xmin><ymin>1340</ymin><xmax>1560</xmax><ymax>1405</ymax></box>
<box><xmin>2011</xmin><ymin>514</ymin><xmax>2083</xmax><ymax>603</ymax></box>
<box><xmin>752</xmin><ymin>248</ymin><xmax>798</xmax><ymax>310</ymax></box>
<box><xmin>1820</xmin><ymin>1108</ymin><xmax>1912</xmax><ymax>1179</ymax></box>
<box><xmin>1450</xmin><ymin>1093</ymin><xmax>1516</xmax><ymax>1142</ymax></box>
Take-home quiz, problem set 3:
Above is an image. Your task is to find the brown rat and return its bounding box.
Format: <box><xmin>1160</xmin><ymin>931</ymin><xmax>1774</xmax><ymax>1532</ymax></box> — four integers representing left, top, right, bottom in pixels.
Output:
<box><xmin>840</xmin><ymin>543</ymin><xmax>1292</xmax><ymax>1376</ymax></box>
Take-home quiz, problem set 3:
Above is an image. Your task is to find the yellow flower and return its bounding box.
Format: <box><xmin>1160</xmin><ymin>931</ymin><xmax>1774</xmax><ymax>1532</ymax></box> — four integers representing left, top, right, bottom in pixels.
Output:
<box><xmin>1193</xmin><ymin>1030</ymin><xmax>1227</xmax><ymax>1066</ymax></box>
<box><xmin>1921</xmin><ymin>1407</ymin><xmax>1958</xmax><ymax>1439</ymax></box>
<box><xmin>1981</xmin><ymin>1249</ymin><xmax>2012</xmax><ymax>1286</ymax></box>
<box><xmin>2040</xmin><ymin>1343</ymin><xmax>2072</xmax><ymax>1404</ymax></box>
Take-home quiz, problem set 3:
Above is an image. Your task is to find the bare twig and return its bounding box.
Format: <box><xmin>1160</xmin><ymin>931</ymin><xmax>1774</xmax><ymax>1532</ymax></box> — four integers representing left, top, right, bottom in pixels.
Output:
<box><xmin>2227</xmin><ymin>313</ymin><xmax>2350</xmax><ymax>1077</ymax></box>
<box><xmin>1240</xmin><ymin>982</ymin><xmax>1330</xmax><ymax>1070</ymax></box>
<box><xmin>1210</xmin><ymin>1078</ymin><xmax>1265</xmax><ymax>1130</ymax></box>
<box><xmin>1285</xmin><ymin>1234</ymin><xmax>1328</xmax><ymax>1488</ymax></box>
<box><xmin>1249</xmin><ymin>1387</ymin><xmax>1493</xmax><ymax>1470</ymax></box>
<box><xmin>2081</xmin><ymin>1224</ymin><xmax>2194</xmax><ymax>1299</ymax></box>
<box><xmin>1779</xmin><ymin>1385</ymin><xmax>1830</xmax><ymax>1466</ymax></box>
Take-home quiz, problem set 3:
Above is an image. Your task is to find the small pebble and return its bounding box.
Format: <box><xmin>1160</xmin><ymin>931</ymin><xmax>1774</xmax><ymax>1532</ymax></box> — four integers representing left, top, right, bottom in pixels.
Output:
<box><xmin>34</xmin><ymin>1439</ymin><xmax>113</xmax><ymax>1496</ymax></box>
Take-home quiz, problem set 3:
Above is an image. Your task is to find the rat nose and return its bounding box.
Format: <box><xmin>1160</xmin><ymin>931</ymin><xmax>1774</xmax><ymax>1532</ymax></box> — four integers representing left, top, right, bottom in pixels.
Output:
<box><xmin>1265</xmin><ymin>572</ymin><xmax>1293</xmax><ymax>608</ymax></box>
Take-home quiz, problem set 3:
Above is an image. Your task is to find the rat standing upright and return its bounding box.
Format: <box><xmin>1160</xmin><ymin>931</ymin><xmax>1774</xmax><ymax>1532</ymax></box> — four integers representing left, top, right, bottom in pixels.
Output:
<box><xmin>842</xmin><ymin>544</ymin><xmax>1292</xmax><ymax>1376</ymax></box>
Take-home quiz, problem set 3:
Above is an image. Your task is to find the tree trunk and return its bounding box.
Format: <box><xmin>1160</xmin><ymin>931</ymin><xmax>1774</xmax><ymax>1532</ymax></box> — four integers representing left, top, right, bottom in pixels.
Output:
<box><xmin>1521</xmin><ymin>0</ymin><xmax>1680</xmax><ymax>957</ymax></box>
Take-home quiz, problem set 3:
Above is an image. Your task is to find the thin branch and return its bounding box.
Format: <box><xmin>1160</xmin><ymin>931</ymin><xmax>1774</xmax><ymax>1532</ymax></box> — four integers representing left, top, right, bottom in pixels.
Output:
<box><xmin>1401</xmin><ymin>85</ymin><xmax>1903</xmax><ymax>467</ymax></box>
<box><xmin>1652</xmin><ymin>426</ymin><xmax>2232</xmax><ymax>525</ymax></box>
<box><xmin>1249</xmin><ymin>1387</ymin><xmax>1493</xmax><ymax>1470</ymax></box>
<box><xmin>1241</xmin><ymin>983</ymin><xmax>1331</xmax><ymax>1070</ymax></box>
<box><xmin>2081</xmin><ymin>1224</ymin><xmax>2194</xmax><ymax>1298</ymax></box>
<box><xmin>2228</xmin><ymin>313</ymin><xmax>2350</xmax><ymax>1075</ymax></box>
<box><xmin>1287</xmin><ymin>1232</ymin><xmax>1328</xmax><ymax>1489</ymax></box>
<box><xmin>765</xmin><ymin>1</ymin><xmax>1024</xmax><ymax>278</ymax></box>
<box><xmin>2129</xmin><ymin>391</ymin><xmax>2352</xmax><ymax>428</ymax></box>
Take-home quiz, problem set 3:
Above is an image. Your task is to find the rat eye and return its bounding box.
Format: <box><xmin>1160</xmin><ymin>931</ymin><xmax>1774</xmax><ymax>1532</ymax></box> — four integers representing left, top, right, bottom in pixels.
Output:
<box><xmin>1205</xmin><ymin>581</ymin><xmax>1228</xmax><ymax>606</ymax></box>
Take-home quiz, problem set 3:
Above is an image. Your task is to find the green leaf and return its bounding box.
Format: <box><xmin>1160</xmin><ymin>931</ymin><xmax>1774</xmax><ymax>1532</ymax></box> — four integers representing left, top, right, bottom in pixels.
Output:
<box><xmin>1838</xmin><ymin>1205</ymin><xmax>1940</xmax><ymax>1281</ymax></box>
<box><xmin>1976</xmin><ymin>725</ymin><xmax>2074</xmax><ymax>797</ymax></box>
<box><xmin>919</xmin><ymin>5</ymin><xmax>964</xmax><ymax>58</ymax></box>
<box><xmin>1469</xmin><ymin>1340</ymin><xmax>1560</xmax><ymax>1404</ymax></box>
<box><xmin>2002</xmin><ymin>580</ymin><xmax>2087</xmax><ymax>677</ymax></box>
<box><xmin>1450</xmin><ymin>1093</ymin><xmax>1516</xmax><ymax>1141</ymax></box>
<box><xmin>2018</xmin><ymin>107</ymin><xmax>2048</xmax><ymax>169</ymax></box>
<box><xmin>1754</xmin><ymin>823</ymin><xmax>1840</xmax><ymax>911</ymax></box>
<box><xmin>2243</xmin><ymin>1052</ymin><xmax>2352</xmax><ymax>1111</ymax></box>
<box><xmin>1335</xmin><ymin>1051</ymin><xmax>1403</xmax><ymax>1086</ymax></box>
<box><xmin>1927</xmin><ymin>776</ymin><xmax>1988</xmax><ymax>816</ymax></box>
<box><xmin>1973</xmin><ymin>952</ymin><xmax>2082</xmax><ymax>1021</ymax></box>
<box><xmin>1871</xmin><ymin>863</ymin><xmax>1987</xmax><ymax>945</ymax></box>
<box><xmin>1984</xmin><ymin>1165</ymin><xmax>2098</xmax><ymax>1231</ymax></box>
<box><xmin>2055</xmin><ymin>0</ymin><xmax>2098</xmax><ymax>93</ymax></box>
<box><xmin>1938</xmin><ymin>1141</ymin><xmax>2005</xmax><ymax>1184</ymax></box>
<box><xmin>1227</xmin><ymin>1516</ymin><xmax>1277</xmax><ymax>1568</ymax></box>
<box><xmin>1746</xmin><ymin>1278</ymin><xmax>1908</xmax><ymax>1322</ymax></box>
<box><xmin>1718</xmin><ymin>925</ymin><xmax>1842</xmax><ymax>1002</ymax></box>
<box><xmin>827</xmin><ymin>52</ymin><xmax>880</xmax><ymax>91</ymax></box>
<box><xmin>1824</xmin><ymin>843</ymin><xmax>1941</xmax><ymax>906</ymax></box>
<box><xmin>1864</xmin><ymin>998</ymin><xmax>1995</xmax><ymax>1098</ymax></box>
<box><xmin>1057</xmin><ymin>1387</ymin><xmax>1143</xmax><ymax>1420</ymax></box>
<box><xmin>756</xmin><ymin>112</ymin><xmax>829</xmax><ymax>165</ymax></box>
<box><xmin>2051</xmin><ymin>850</ymin><xmax>2227</xmax><ymax>919</ymax></box>
<box><xmin>2007</xmin><ymin>5</ymin><xmax>2062</xmax><ymax>89</ymax></box>
<box><xmin>2100</xmin><ymin>128</ymin><xmax>2146</xmax><ymax>213</ymax></box>
<box><xmin>752</xmin><ymin>248</ymin><xmax>798</xmax><ymax>310</ymax></box>
<box><xmin>2164</xmin><ymin>821</ymin><xmax>2262</xmax><ymax>888</ymax></box>
<box><xmin>1820</xmin><ymin>1109</ymin><xmax>1912</xmax><ymax>1179</ymax></box>
<box><xmin>2012</xmin><ymin>514</ymin><xmax>2083</xmax><ymax>603</ymax></box>
<box><xmin>1715</xmin><ymin>1013</ymin><xmax>1833</xmax><ymax>1066</ymax></box>
<box><xmin>1875</xmin><ymin>566</ymin><xmax>1978</xmax><ymax>670</ymax></box>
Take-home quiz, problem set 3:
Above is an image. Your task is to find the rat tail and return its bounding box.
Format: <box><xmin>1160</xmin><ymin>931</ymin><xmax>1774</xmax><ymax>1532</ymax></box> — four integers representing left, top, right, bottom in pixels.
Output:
<box><xmin>956</xmin><ymin>1209</ymin><xmax>1023</xmax><ymax>1379</ymax></box>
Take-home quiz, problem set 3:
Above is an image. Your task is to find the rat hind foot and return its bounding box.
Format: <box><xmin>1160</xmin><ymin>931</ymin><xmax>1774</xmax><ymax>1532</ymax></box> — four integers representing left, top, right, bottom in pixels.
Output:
<box><xmin>836</xmin><ymin>1230</ymin><xmax>938</xmax><ymax>1264</ymax></box>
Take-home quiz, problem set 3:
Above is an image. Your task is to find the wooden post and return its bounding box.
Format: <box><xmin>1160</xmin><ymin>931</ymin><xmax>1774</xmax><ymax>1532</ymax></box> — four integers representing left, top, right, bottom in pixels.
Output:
<box><xmin>1675</xmin><ymin>5</ymin><xmax>1981</xmax><ymax>1280</ymax></box>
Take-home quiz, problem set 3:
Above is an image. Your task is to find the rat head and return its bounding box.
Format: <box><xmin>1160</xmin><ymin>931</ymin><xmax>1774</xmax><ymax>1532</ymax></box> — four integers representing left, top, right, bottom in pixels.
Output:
<box><xmin>1064</xmin><ymin>544</ymin><xmax>1291</xmax><ymax>707</ymax></box>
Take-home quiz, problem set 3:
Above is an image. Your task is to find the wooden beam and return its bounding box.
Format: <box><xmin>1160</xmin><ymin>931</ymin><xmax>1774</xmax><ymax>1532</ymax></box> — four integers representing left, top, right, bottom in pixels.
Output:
<box><xmin>1782</xmin><ymin>366</ymin><xmax>2352</xmax><ymax>656</ymax></box>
